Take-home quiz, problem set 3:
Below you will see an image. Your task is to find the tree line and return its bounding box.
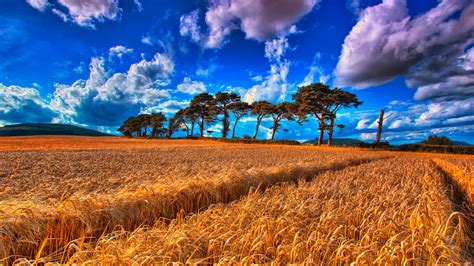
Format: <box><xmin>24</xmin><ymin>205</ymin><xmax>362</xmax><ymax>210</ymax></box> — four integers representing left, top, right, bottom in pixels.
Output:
<box><xmin>118</xmin><ymin>82</ymin><xmax>362</xmax><ymax>145</ymax></box>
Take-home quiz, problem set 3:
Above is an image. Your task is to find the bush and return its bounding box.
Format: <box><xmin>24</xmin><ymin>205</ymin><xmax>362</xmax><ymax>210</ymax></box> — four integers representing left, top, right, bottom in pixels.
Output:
<box><xmin>423</xmin><ymin>135</ymin><xmax>453</xmax><ymax>145</ymax></box>
<box><xmin>395</xmin><ymin>144</ymin><xmax>474</xmax><ymax>155</ymax></box>
<box><xmin>356</xmin><ymin>141</ymin><xmax>391</xmax><ymax>149</ymax></box>
<box><xmin>178</xmin><ymin>136</ymin><xmax>301</xmax><ymax>146</ymax></box>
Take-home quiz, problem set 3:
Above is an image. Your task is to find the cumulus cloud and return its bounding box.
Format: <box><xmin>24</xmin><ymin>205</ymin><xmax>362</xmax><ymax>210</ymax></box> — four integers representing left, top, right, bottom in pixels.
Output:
<box><xmin>50</xmin><ymin>53</ymin><xmax>174</xmax><ymax>126</ymax></box>
<box><xmin>26</xmin><ymin>0</ymin><xmax>49</xmax><ymax>11</ymax></box>
<box><xmin>355</xmin><ymin>119</ymin><xmax>370</xmax><ymax>130</ymax></box>
<box><xmin>244</xmin><ymin>37</ymin><xmax>290</xmax><ymax>103</ymax></box>
<box><xmin>176</xmin><ymin>77</ymin><xmax>206</xmax><ymax>94</ymax></box>
<box><xmin>179</xmin><ymin>10</ymin><xmax>202</xmax><ymax>43</ymax></box>
<box><xmin>26</xmin><ymin>0</ymin><xmax>122</xmax><ymax>28</ymax></box>
<box><xmin>57</xmin><ymin>0</ymin><xmax>121</xmax><ymax>27</ymax></box>
<box><xmin>335</xmin><ymin>0</ymin><xmax>474</xmax><ymax>98</ymax></box>
<box><xmin>140</xmin><ymin>100</ymin><xmax>190</xmax><ymax>114</ymax></box>
<box><xmin>109</xmin><ymin>45</ymin><xmax>133</xmax><ymax>59</ymax></box>
<box><xmin>181</xmin><ymin>0</ymin><xmax>319</xmax><ymax>49</ymax></box>
<box><xmin>0</xmin><ymin>84</ymin><xmax>55</xmax><ymax>123</ymax></box>
<box><xmin>412</xmin><ymin>47</ymin><xmax>474</xmax><ymax>101</ymax></box>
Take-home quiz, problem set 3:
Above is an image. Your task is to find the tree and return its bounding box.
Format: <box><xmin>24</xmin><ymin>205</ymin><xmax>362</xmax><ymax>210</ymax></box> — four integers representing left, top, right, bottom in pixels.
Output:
<box><xmin>269</xmin><ymin>102</ymin><xmax>295</xmax><ymax>140</ymax></box>
<box><xmin>168</xmin><ymin>109</ymin><xmax>192</xmax><ymax>137</ymax></box>
<box><xmin>150</xmin><ymin>113</ymin><xmax>167</xmax><ymax>138</ymax></box>
<box><xmin>228</xmin><ymin>101</ymin><xmax>252</xmax><ymax>138</ymax></box>
<box><xmin>190</xmin><ymin>93</ymin><xmax>216</xmax><ymax>137</ymax></box>
<box><xmin>118</xmin><ymin>116</ymin><xmax>136</xmax><ymax>137</ymax></box>
<box><xmin>251</xmin><ymin>101</ymin><xmax>272</xmax><ymax>139</ymax></box>
<box><xmin>293</xmin><ymin>83</ymin><xmax>362</xmax><ymax>146</ymax></box>
<box><xmin>137</xmin><ymin>114</ymin><xmax>152</xmax><ymax>137</ymax></box>
<box><xmin>292</xmin><ymin>83</ymin><xmax>332</xmax><ymax>145</ymax></box>
<box><xmin>183</xmin><ymin>106</ymin><xmax>198</xmax><ymax>136</ymax></box>
<box><xmin>213</xmin><ymin>92</ymin><xmax>240</xmax><ymax>138</ymax></box>
<box><xmin>424</xmin><ymin>135</ymin><xmax>453</xmax><ymax>145</ymax></box>
<box><xmin>325</xmin><ymin>88</ymin><xmax>362</xmax><ymax>146</ymax></box>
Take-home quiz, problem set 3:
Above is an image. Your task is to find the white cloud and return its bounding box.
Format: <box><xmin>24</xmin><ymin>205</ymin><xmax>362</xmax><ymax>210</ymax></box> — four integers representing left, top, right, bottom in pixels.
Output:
<box><xmin>355</xmin><ymin>119</ymin><xmax>370</xmax><ymax>130</ymax></box>
<box><xmin>50</xmin><ymin>53</ymin><xmax>174</xmax><ymax>126</ymax></box>
<box><xmin>181</xmin><ymin>0</ymin><xmax>319</xmax><ymax>49</ymax></box>
<box><xmin>299</xmin><ymin>65</ymin><xmax>330</xmax><ymax>87</ymax></box>
<box><xmin>177</xmin><ymin>77</ymin><xmax>206</xmax><ymax>94</ymax></box>
<box><xmin>179</xmin><ymin>10</ymin><xmax>202</xmax><ymax>43</ymax></box>
<box><xmin>26</xmin><ymin>0</ymin><xmax>49</xmax><ymax>11</ymax></box>
<box><xmin>140</xmin><ymin>100</ymin><xmax>189</xmax><ymax>114</ymax></box>
<box><xmin>109</xmin><ymin>45</ymin><xmax>133</xmax><ymax>59</ymax></box>
<box><xmin>53</xmin><ymin>0</ymin><xmax>122</xmax><ymax>28</ymax></box>
<box><xmin>244</xmin><ymin>37</ymin><xmax>291</xmax><ymax>103</ymax></box>
<box><xmin>0</xmin><ymin>84</ymin><xmax>55</xmax><ymax>123</ymax></box>
<box><xmin>388</xmin><ymin>117</ymin><xmax>411</xmax><ymax>129</ymax></box>
<box><xmin>335</xmin><ymin>0</ymin><xmax>474</xmax><ymax>92</ymax></box>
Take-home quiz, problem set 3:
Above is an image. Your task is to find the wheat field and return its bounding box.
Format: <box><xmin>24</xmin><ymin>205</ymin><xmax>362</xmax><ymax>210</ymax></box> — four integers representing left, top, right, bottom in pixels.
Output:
<box><xmin>0</xmin><ymin>136</ymin><xmax>472</xmax><ymax>264</ymax></box>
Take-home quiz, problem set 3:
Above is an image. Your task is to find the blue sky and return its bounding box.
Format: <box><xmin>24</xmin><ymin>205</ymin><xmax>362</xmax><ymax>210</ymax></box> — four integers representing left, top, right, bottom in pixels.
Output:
<box><xmin>1</xmin><ymin>0</ymin><xmax>473</xmax><ymax>144</ymax></box>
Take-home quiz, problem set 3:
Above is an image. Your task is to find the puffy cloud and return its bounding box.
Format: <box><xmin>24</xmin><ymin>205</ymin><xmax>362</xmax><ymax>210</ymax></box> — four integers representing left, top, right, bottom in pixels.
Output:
<box><xmin>415</xmin><ymin>99</ymin><xmax>474</xmax><ymax>127</ymax></box>
<box><xmin>179</xmin><ymin>10</ymin><xmax>202</xmax><ymax>43</ymax></box>
<box><xmin>181</xmin><ymin>0</ymin><xmax>319</xmax><ymax>49</ymax></box>
<box><xmin>140</xmin><ymin>100</ymin><xmax>190</xmax><ymax>115</ymax></box>
<box><xmin>176</xmin><ymin>77</ymin><xmax>206</xmax><ymax>94</ymax></box>
<box><xmin>109</xmin><ymin>45</ymin><xmax>133</xmax><ymax>59</ymax></box>
<box><xmin>0</xmin><ymin>84</ymin><xmax>55</xmax><ymax>123</ymax></box>
<box><xmin>26</xmin><ymin>0</ymin><xmax>49</xmax><ymax>11</ymax></box>
<box><xmin>388</xmin><ymin>117</ymin><xmax>411</xmax><ymax>129</ymax></box>
<box><xmin>264</xmin><ymin>37</ymin><xmax>289</xmax><ymax>62</ymax></box>
<box><xmin>335</xmin><ymin>0</ymin><xmax>474</xmax><ymax>94</ymax></box>
<box><xmin>413</xmin><ymin>47</ymin><xmax>474</xmax><ymax>101</ymax></box>
<box><xmin>355</xmin><ymin>119</ymin><xmax>370</xmax><ymax>130</ymax></box>
<box><xmin>28</xmin><ymin>0</ymin><xmax>122</xmax><ymax>28</ymax></box>
<box><xmin>244</xmin><ymin>37</ymin><xmax>290</xmax><ymax>103</ymax></box>
<box><xmin>51</xmin><ymin>53</ymin><xmax>174</xmax><ymax>126</ymax></box>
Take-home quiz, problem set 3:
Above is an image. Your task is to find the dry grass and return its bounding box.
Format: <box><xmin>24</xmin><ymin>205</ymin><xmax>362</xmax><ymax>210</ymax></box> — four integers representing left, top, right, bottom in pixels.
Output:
<box><xmin>0</xmin><ymin>137</ymin><xmax>472</xmax><ymax>264</ymax></box>
<box><xmin>70</xmin><ymin>157</ymin><xmax>473</xmax><ymax>264</ymax></box>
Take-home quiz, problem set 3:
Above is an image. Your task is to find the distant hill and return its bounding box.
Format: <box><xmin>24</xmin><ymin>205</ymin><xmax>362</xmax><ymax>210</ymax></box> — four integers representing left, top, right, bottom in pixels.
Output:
<box><xmin>450</xmin><ymin>141</ymin><xmax>472</xmax><ymax>146</ymax></box>
<box><xmin>0</xmin><ymin>123</ymin><xmax>111</xmax><ymax>137</ymax></box>
<box><xmin>415</xmin><ymin>140</ymin><xmax>472</xmax><ymax>146</ymax></box>
<box><xmin>303</xmin><ymin>138</ymin><xmax>366</xmax><ymax>146</ymax></box>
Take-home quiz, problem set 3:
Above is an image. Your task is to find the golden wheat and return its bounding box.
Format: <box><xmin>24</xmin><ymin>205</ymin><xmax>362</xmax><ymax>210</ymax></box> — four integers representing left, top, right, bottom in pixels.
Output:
<box><xmin>68</xmin><ymin>157</ymin><xmax>473</xmax><ymax>264</ymax></box>
<box><xmin>0</xmin><ymin>137</ymin><xmax>472</xmax><ymax>264</ymax></box>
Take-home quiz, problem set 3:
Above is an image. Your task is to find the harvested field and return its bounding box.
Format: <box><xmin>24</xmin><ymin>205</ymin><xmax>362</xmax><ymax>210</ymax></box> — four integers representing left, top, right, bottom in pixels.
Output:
<box><xmin>0</xmin><ymin>136</ymin><xmax>472</xmax><ymax>264</ymax></box>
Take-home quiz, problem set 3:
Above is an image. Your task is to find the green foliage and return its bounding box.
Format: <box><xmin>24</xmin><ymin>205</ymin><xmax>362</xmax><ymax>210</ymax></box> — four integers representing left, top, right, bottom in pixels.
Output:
<box><xmin>190</xmin><ymin>93</ymin><xmax>216</xmax><ymax>137</ymax></box>
<box><xmin>213</xmin><ymin>92</ymin><xmax>241</xmax><ymax>138</ymax></box>
<box><xmin>118</xmin><ymin>112</ymin><xmax>167</xmax><ymax>138</ymax></box>
<box><xmin>228</xmin><ymin>101</ymin><xmax>252</xmax><ymax>138</ymax></box>
<box><xmin>292</xmin><ymin>83</ymin><xmax>362</xmax><ymax>145</ymax></box>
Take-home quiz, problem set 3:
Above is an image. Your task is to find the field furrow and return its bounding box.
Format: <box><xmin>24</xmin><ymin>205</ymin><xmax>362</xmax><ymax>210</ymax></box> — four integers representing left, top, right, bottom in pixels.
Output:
<box><xmin>0</xmin><ymin>143</ymin><xmax>385</xmax><ymax>263</ymax></box>
<box><xmin>67</xmin><ymin>157</ymin><xmax>472</xmax><ymax>264</ymax></box>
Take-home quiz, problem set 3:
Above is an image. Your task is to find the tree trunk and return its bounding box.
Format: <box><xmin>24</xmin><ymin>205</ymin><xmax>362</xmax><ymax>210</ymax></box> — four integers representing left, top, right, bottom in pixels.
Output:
<box><xmin>200</xmin><ymin>115</ymin><xmax>205</xmax><ymax>137</ymax></box>
<box><xmin>232</xmin><ymin>118</ymin><xmax>239</xmax><ymax>138</ymax></box>
<box><xmin>271</xmin><ymin>120</ymin><xmax>278</xmax><ymax>140</ymax></box>
<box><xmin>222</xmin><ymin>111</ymin><xmax>229</xmax><ymax>138</ymax></box>
<box><xmin>191</xmin><ymin>122</ymin><xmax>195</xmax><ymax>136</ymax></box>
<box><xmin>376</xmin><ymin>109</ymin><xmax>385</xmax><ymax>144</ymax></box>
<box><xmin>327</xmin><ymin>117</ymin><xmax>334</xmax><ymax>146</ymax></box>
<box><xmin>317</xmin><ymin>129</ymin><xmax>324</xmax><ymax>145</ymax></box>
<box><xmin>253</xmin><ymin>118</ymin><xmax>261</xmax><ymax>139</ymax></box>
